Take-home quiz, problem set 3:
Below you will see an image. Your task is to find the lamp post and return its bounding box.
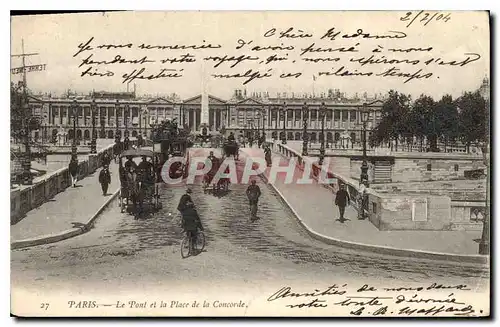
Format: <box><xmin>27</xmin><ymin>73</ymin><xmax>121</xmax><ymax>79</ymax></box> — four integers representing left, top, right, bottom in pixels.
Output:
<box><xmin>100</xmin><ymin>107</ymin><xmax>105</xmax><ymax>140</ymax></box>
<box><xmin>479</xmin><ymin>142</ymin><xmax>490</xmax><ymax>255</ymax></box>
<box><xmin>281</xmin><ymin>102</ymin><xmax>287</xmax><ymax>144</ymax></box>
<box><xmin>114</xmin><ymin>99</ymin><xmax>120</xmax><ymax>142</ymax></box>
<box><xmin>360</xmin><ymin>103</ymin><xmax>369</xmax><ymax>187</ymax></box>
<box><xmin>262</xmin><ymin>106</ymin><xmax>267</xmax><ymax>140</ymax></box>
<box><xmin>90</xmin><ymin>99</ymin><xmax>97</xmax><ymax>154</ymax></box>
<box><xmin>319</xmin><ymin>102</ymin><xmax>327</xmax><ymax>165</ymax></box>
<box><xmin>71</xmin><ymin>99</ymin><xmax>78</xmax><ymax>160</ymax></box>
<box><xmin>302</xmin><ymin>102</ymin><xmax>309</xmax><ymax>156</ymax></box>
<box><xmin>21</xmin><ymin>92</ymin><xmax>33</xmax><ymax>185</ymax></box>
<box><xmin>255</xmin><ymin>109</ymin><xmax>261</xmax><ymax>136</ymax></box>
<box><xmin>139</xmin><ymin>107</ymin><xmax>143</xmax><ymax>136</ymax></box>
<box><xmin>124</xmin><ymin>104</ymin><xmax>129</xmax><ymax>138</ymax></box>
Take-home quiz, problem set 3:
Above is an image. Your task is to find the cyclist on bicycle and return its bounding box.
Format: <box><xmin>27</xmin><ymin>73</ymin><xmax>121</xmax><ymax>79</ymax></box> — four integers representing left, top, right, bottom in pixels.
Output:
<box><xmin>246</xmin><ymin>180</ymin><xmax>261</xmax><ymax>221</ymax></box>
<box><xmin>181</xmin><ymin>200</ymin><xmax>204</xmax><ymax>252</ymax></box>
<box><xmin>177</xmin><ymin>188</ymin><xmax>193</xmax><ymax>213</ymax></box>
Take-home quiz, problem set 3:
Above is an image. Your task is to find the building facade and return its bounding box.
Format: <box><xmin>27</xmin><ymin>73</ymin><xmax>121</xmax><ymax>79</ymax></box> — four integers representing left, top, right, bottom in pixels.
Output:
<box><xmin>28</xmin><ymin>90</ymin><xmax>384</xmax><ymax>145</ymax></box>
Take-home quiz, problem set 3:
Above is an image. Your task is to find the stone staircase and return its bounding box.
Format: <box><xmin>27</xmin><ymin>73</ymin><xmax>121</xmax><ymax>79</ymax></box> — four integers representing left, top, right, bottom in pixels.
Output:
<box><xmin>373</xmin><ymin>161</ymin><xmax>392</xmax><ymax>183</ymax></box>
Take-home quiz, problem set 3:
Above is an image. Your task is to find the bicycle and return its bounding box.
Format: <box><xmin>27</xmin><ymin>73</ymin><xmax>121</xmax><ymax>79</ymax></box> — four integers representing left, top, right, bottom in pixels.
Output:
<box><xmin>180</xmin><ymin>229</ymin><xmax>206</xmax><ymax>258</ymax></box>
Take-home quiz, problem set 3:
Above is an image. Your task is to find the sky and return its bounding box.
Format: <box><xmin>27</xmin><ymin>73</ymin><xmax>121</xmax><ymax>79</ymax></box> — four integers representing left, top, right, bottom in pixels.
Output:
<box><xmin>10</xmin><ymin>11</ymin><xmax>489</xmax><ymax>100</ymax></box>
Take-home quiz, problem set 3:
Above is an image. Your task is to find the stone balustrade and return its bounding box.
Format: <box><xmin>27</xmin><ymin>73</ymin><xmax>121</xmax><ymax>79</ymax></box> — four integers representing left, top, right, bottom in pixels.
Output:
<box><xmin>10</xmin><ymin>139</ymin><xmax>142</xmax><ymax>224</ymax></box>
<box><xmin>271</xmin><ymin>141</ymin><xmax>486</xmax><ymax>232</ymax></box>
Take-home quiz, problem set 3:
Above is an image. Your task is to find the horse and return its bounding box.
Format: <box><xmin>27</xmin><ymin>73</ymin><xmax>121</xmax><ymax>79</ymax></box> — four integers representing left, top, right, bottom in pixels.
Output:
<box><xmin>223</xmin><ymin>141</ymin><xmax>239</xmax><ymax>161</ymax></box>
<box><xmin>124</xmin><ymin>170</ymin><xmax>142</xmax><ymax>216</ymax></box>
<box><xmin>113</xmin><ymin>142</ymin><xmax>122</xmax><ymax>163</ymax></box>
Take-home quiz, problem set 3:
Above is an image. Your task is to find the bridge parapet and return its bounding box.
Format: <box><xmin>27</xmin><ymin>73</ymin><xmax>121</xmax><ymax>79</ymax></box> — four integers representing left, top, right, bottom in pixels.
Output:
<box><xmin>10</xmin><ymin>139</ymin><xmax>140</xmax><ymax>224</ymax></box>
<box><xmin>271</xmin><ymin>141</ymin><xmax>477</xmax><ymax>231</ymax></box>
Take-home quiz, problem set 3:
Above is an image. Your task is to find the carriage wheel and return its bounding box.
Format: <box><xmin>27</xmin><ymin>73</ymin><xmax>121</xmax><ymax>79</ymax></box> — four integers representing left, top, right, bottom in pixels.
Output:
<box><xmin>119</xmin><ymin>192</ymin><xmax>125</xmax><ymax>213</ymax></box>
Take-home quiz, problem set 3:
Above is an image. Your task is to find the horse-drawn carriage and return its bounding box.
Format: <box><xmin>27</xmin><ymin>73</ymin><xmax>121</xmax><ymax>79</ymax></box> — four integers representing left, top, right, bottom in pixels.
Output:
<box><xmin>118</xmin><ymin>149</ymin><xmax>161</xmax><ymax>214</ymax></box>
<box><xmin>151</xmin><ymin>118</ymin><xmax>192</xmax><ymax>181</ymax></box>
<box><xmin>222</xmin><ymin>140</ymin><xmax>239</xmax><ymax>160</ymax></box>
<box><xmin>202</xmin><ymin>155</ymin><xmax>230</xmax><ymax>194</ymax></box>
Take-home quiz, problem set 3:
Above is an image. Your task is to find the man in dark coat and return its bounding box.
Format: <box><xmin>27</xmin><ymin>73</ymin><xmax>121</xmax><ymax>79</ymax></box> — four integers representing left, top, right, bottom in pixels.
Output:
<box><xmin>335</xmin><ymin>184</ymin><xmax>350</xmax><ymax>223</ymax></box>
<box><xmin>137</xmin><ymin>156</ymin><xmax>154</xmax><ymax>182</ymax></box>
<box><xmin>181</xmin><ymin>200</ymin><xmax>204</xmax><ymax>251</ymax></box>
<box><xmin>123</xmin><ymin>136</ymin><xmax>130</xmax><ymax>151</ymax></box>
<box><xmin>102</xmin><ymin>152</ymin><xmax>111</xmax><ymax>168</ymax></box>
<box><xmin>264</xmin><ymin>145</ymin><xmax>272</xmax><ymax>166</ymax></box>
<box><xmin>227</xmin><ymin>132</ymin><xmax>235</xmax><ymax>142</ymax></box>
<box><xmin>246</xmin><ymin>180</ymin><xmax>261</xmax><ymax>220</ymax></box>
<box><xmin>124</xmin><ymin>156</ymin><xmax>138</xmax><ymax>171</ymax></box>
<box><xmin>177</xmin><ymin>188</ymin><xmax>193</xmax><ymax>213</ymax></box>
<box><xmin>258</xmin><ymin>133</ymin><xmax>265</xmax><ymax>148</ymax></box>
<box><xmin>69</xmin><ymin>158</ymin><xmax>79</xmax><ymax>187</ymax></box>
<box><xmin>99</xmin><ymin>165</ymin><xmax>111</xmax><ymax>195</ymax></box>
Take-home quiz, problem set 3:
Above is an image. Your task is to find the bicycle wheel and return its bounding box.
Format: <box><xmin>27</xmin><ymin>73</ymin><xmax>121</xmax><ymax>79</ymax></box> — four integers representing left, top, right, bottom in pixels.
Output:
<box><xmin>180</xmin><ymin>236</ymin><xmax>191</xmax><ymax>258</ymax></box>
<box><xmin>195</xmin><ymin>231</ymin><xmax>206</xmax><ymax>252</ymax></box>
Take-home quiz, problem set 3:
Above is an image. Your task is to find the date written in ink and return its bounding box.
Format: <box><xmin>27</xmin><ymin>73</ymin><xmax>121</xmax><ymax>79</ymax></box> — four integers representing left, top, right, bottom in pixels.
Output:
<box><xmin>40</xmin><ymin>303</ymin><xmax>50</xmax><ymax>310</ymax></box>
<box><xmin>400</xmin><ymin>11</ymin><xmax>451</xmax><ymax>28</ymax></box>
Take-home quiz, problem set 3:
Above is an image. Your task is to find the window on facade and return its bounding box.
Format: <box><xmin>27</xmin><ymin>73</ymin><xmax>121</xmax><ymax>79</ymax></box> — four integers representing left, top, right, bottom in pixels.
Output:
<box><xmin>310</xmin><ymin>110</ymin><xmax>317</xmax><ymax>120</ymax></box>
<box><xmin>342</xmin><ymin>110</ymin><xmax>348</xmax><ymax>121</ymax></box>
<box><xmin>454</xmin><ymin>164</ymin><xmax>459</xmax><ymax>171</ymax></box>
<box><xmin>326</xmin><ymin>110</ymin><xmax>332</xmax><ymax>120</ymax></box>
<box><xmin>427</xmin><ymin>163</ymin><xmax>432</xmax><ymax>171</ymax></box>
<box><xmin>334</xmin><ymin>110</ymin><xmax>340</xmax><ymax>120</ymax></box>
<box><xmin>350</xmin><ymin>110</ymin><xmax>357</xmax><ymax>121</ymax></box>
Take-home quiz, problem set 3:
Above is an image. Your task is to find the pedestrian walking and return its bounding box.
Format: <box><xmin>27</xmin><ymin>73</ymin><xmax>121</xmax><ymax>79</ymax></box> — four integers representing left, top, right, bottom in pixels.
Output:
<box><xmin>102</xmin><ymin>152</ymin><xmax>111</xmax><ymax>168</ymax></box>
<box><xmin>335</xmin><ymin>184</ymin><xmax>350</xmax><ymax>223</ymax></box>
<box><xmin>99</xmin><ymin>165</ymin><xmax>111</xmax><ymax>195</ymax></box>
<box><xmin>69</xmin><ymin>157</ymin><xmax>79</xmax><ymax>187</ymax></box>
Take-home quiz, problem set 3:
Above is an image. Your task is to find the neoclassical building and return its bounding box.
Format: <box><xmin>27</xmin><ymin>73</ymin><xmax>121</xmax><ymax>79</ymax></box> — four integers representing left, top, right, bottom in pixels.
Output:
<box><xmin>28</xmin><ymin>89</ymin><xmax>384</xmax><ymax>145</ymax></box>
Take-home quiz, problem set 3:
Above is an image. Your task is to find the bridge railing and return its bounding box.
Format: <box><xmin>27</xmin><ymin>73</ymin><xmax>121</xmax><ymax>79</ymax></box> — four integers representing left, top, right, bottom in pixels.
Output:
<box><xmin>10</xmin><ymin>139</ymin><xmax>140</xmax><ymax>224</ymax></box>
<box><xmin>270</xmin><ymin>142</ymin><xmax>363</xmax><ymax>214</ymax></box>
<box><xmin>269</xmin><ymin>141</ymin><xmax>473</xmax><ymax>232</ymax></box>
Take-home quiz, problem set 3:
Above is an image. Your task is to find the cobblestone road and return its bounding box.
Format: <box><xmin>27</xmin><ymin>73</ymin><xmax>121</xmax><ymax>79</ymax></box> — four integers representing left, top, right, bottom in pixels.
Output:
<box><xmin>11</xmin><ymin>148</ymin><xmax>489</xmax><ymax>296</ymax></box>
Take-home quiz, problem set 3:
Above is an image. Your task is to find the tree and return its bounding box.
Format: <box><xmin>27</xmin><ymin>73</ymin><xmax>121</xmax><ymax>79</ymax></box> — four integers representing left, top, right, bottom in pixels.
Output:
<box><xmin>411</xmin><ymin>95</ymin><xmax>438</xmax><ymax>151</ymax></box>
<box><xmin>370</xmin><ymin>90</ymin><xmax>411</xmax><ymax>150</ymax></box>
<box><xmin>435</xmin><ymin>94</ymin><xmax>460</xmax><ymax>151</ymax></box>
<box><xmin>11</xmin><ymin>81</ymin><xmax>24</xmax><ymax>141</ymax></box>
<box><xmin>11</xmin><ymin>81</ymin><xmax>41</xmax><ymax>143</ymax></box>
<box><xmin>456</xmin><ymin>91</ymin><xmax>487</xmax><ymax>152</ymax></box>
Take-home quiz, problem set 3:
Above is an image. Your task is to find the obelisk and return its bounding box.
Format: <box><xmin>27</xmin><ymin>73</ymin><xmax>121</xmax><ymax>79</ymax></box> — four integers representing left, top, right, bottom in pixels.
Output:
<box><xmin>199</xmin><ymin>60</ymin><xmax>209</xmax><ymax>133</ymax></box>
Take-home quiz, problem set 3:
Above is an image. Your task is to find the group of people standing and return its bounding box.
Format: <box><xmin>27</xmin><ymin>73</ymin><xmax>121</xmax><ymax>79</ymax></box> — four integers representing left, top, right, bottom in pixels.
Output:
<box><xmin>233</xmin><ymin>131</ymin><xmax>266</xmax><ymax>149</ymax></box>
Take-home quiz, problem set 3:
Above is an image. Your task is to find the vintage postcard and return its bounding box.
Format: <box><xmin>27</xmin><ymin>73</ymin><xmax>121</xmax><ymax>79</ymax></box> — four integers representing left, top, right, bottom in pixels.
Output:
<box><xmin>10</xmin><ymin>11</ymin><xmax>490</xmax><ymax>317</ymax></box>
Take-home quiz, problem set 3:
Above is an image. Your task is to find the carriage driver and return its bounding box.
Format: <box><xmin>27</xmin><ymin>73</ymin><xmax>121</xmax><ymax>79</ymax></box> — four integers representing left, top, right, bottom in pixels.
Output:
<box><xmin>124</xmin><ymin>155</ymin><xmax>138</xmax><ymax>171</ymax></box>
<box><xmin>207</xmin><ymin>151</ymin><xmax>218</xmax><ymax>167</ymax></box>
<box><xmin>227</xmin><ymin>132</ymin><xmax>235</xmax><ymax>142</ymax></box>
<box><xmin>137</xmin><ymin>156</ymin><xmax>154</xmax><ymax>182</ymax></box>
